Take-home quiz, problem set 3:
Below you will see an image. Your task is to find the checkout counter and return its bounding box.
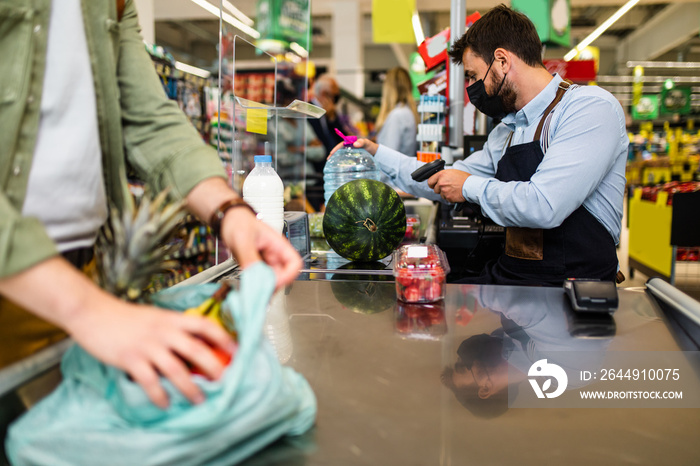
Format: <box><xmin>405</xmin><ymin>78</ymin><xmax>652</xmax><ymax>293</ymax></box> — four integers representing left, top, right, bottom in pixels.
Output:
<box><xmin>2</xmin><ymin>203</ymin><xmax>700</xmax><ymax>465</ymax></box>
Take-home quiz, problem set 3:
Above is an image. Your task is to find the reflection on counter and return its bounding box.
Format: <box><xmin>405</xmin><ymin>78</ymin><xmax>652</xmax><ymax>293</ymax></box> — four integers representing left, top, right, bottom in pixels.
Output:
<box><xmin>330</xmin><ymin>280</ymin><xmax>395</xmax><ymax>315</ymax></box>
<box><xmin>394</xmin><ymin>300</ymin><xmax>446</xmax><ymax>340</ymax></box>
<box><xmin>242</xmin><ymin>280</ymin><xmax>700</xmax><ymax>464</ymax></box>
<box><xmin>264</xmin><ymin>290</ymin><xmax>293</xmax><ymax>364</ymax></box>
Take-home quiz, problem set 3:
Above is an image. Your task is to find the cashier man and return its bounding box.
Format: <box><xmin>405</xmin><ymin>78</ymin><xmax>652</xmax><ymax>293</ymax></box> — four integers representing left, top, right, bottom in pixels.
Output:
<box><xmin>341</xmin><ymin>5</ymin><xmax>628</xmax><ymax>286</ymax></box>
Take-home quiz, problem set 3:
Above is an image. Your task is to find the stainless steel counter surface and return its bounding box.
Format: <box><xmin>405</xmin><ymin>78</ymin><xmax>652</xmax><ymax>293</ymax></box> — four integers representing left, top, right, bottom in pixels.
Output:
<box><xmin>3</xmin><ymin>278</ymin><xmax>699</xmax><ymax>465</ymax></box>
<box><xmin>240</xmin><ymin>280</ymin><xmax>700</xmax><ymax>466</ymax></box>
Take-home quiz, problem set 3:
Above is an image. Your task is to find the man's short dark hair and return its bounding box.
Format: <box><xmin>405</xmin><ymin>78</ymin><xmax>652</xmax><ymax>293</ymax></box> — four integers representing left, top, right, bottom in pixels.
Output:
<box><xmin>449</xmin><ymin>4</ymin><xmax>544</xmax><ymax>68</ymax></box>
<box><xmin>441</xmin><ymin>366</ymin><xmax>517</xmax><ymax>419</ymax></box>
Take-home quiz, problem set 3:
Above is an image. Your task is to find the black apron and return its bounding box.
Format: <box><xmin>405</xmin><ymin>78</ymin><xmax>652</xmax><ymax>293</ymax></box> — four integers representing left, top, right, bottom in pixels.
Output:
<box><xmin>471</xmin><ymin>81</ymin><xmax>618</xmax><ymax>287</ymax></box>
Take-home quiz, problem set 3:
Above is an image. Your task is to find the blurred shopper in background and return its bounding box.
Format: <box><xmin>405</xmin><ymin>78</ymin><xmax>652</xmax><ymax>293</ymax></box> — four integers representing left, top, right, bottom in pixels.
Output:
<box><xmin>375</xmin><ymin>67</ymin><xmax>418</xmax><ymax>158</ymax></box>
<box><xmin>274</xmin><ymin>77</ymin><xmax>326</xmax><ymax>211</ymax></box>
<box><xmin>309</xmin><ymin>75</ymin><xmax>347</xmax><ymax>156</ymax></box>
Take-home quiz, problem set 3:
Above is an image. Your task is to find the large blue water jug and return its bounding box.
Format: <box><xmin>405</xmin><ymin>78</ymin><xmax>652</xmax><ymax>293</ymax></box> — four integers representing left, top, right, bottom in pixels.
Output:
<box><xmin>323</xmin><ymin>132</ymin><xmax>380</xmax><ymax>205</ymax></box>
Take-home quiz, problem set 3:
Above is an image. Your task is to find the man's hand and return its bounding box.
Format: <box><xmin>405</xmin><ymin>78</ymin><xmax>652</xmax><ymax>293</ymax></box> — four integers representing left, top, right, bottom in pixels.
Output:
<box><xmin>68</xmin><ymin>297</ymin><xmax>237</xmax><ymax>408</ymax></box>
<box><xmin>186</xmin><ymin>178</ymin><xmax>302</xmax><ymax>289</ymax></box>
<box><xmin>0</xmin><ymin>257</ymin><xmax>236</xmax><ymax>409</ymax></box>
<box><xmin>220</xmin><ymin>207</ymin><xmax>302</xmax><ymax>289</ymax></box>
<box><xmin>427</xmin><ymin>169</ymin><xmax>470</xmax><ymax>203</ymax></box>
<box><xmin>328</xmin><ymin>138</ymin><xmax>379</xmax><ymax>158</ymax></box>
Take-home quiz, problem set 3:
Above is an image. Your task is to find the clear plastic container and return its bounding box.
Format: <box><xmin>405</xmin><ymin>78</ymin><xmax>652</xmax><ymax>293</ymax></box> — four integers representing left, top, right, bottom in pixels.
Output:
<box><xmin>323</xmin><ymin>132</ymin><xmax>380</xmax><ymax>205</ymax></box>
<box><xmin>393</xmin><ymin>244</ymin><xmax>450</xmax><ymax>303</ymax></box>
<box><xmin>404</xmin><ymin>216</ymin><xmax>421</xmax><ymax>242</ymax></box>
<box><xmin>243</xmin><ymin>155</ymin><xmax>284</xmax><ymax>233</ymax></box>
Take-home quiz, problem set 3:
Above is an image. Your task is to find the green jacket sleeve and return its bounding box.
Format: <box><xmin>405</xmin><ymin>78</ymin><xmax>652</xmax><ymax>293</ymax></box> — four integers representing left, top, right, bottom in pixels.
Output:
<box><xmin>0</xmin><ymin>193</ymin><xmax>58</xmax><ymax>279</ymax></box>
<box><xmin>117</xmin><ymin>0</ymin><xmax>226</xmax><ymax>200</ymax></box>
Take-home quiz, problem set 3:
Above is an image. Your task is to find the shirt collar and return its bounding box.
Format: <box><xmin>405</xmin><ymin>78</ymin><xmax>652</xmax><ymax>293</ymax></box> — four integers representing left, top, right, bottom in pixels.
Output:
<box><xmin>500</xmin><ymin>73</ymin><xmax>562</xmax><ymax>129</ymax></box>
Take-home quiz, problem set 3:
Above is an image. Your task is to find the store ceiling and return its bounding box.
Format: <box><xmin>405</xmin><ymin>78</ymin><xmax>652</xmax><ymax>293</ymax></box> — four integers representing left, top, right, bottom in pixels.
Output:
<box><xmin>153</xmin><ymin>0</ymin><xmax>700</xmax><ymax>84</ymax></box>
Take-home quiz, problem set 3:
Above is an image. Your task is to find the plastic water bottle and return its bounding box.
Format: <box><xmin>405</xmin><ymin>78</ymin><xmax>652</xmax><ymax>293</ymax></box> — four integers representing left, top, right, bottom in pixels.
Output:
<box><xmin>243</xmin><ymin>155</ymin><xmax>284</xmax><ymax>233</ymax></box>
<box><xmin>323</xmin><ymin>129</ymin><xmax>380</xmax><ymax>205</ymax></box>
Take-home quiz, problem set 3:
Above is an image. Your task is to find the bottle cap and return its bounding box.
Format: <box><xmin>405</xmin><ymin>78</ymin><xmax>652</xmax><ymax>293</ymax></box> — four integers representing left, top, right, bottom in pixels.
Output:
<box><xmin>335</xmin><ymin>128</ymin><xmax>357</xmax><ymax>147</ymax></box>
<box><xmin>254</xmin><ymin>155</ymin><xmax>273</xmax><ymax>163</ymax></box>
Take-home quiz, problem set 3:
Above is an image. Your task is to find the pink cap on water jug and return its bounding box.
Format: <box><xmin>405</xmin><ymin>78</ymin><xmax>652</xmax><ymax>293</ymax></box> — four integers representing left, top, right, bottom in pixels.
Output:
<box><xmin>335</xmin><ymin>128</ymin><xmax>357</xmax><ymax>147</ymax></box>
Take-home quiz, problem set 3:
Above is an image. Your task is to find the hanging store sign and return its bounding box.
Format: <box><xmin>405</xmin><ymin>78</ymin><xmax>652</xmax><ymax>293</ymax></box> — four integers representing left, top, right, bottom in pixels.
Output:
<box><xmin>661</xmin><ymin>86</ymin><xmax>691</xmax><ymax>115</ymax></box>
<box><xmin>543</xmin><ymin>59</ymin><xmax>595</xmax><ymax>82</ymax></box>
<box><xmin>632</xmin><ymin>95</ymin><xmax>659</xmax><ymax>121</ymax></box>
<box><xmin>372</xmin><ymin>0</ymin><xmax>416</xmax><ymax>44</ymax></box>
<box><xmin>512</xmin><ymin>0</ymin><xmax>571</xmax><ymax>47</ymax></box>
<box><xmin>417</xmin><ymin>12</ymin><xmax>481</xmax><ymax>72</ymax></box>
<box><xmin>408</xmin><ymin>52</ymin><xmax>434</xmax><ymax>99</ymax></box>
<box><xmin>256</xmin><ymin>0</ymin><xmax>311</xmax><ymax>53</ymax></box>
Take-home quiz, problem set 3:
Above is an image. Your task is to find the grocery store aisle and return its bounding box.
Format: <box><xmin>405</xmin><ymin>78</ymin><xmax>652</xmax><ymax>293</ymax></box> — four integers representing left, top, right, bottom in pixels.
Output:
<box><xmin>617</xmin><ymin>195</ymin><xmax>700</xmax><ymax>301</ymax></box>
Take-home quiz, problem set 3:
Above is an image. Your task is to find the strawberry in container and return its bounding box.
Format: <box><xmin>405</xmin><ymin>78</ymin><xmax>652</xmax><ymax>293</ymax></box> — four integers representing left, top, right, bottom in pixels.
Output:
<box><xmin>393</xmin><ymin>244</ymin><xmax>450</xmax><ymax>303</ymax></box>
<box><xmin>404</xmin><ymin>216</ymin><xmax>421</xmax><ymax>242</ymax></box>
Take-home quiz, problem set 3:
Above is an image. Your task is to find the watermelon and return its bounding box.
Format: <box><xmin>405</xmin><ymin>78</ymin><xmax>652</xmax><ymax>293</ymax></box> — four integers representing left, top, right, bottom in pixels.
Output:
<box><xmin>323</xmin><ymin>179</ymin><xmax>406</xmax><ymax>262</ymax></box>
<box><xmin>330</xmin><ymin>279</ymin><xmax>395</xmax><ymax>315</ymax></box>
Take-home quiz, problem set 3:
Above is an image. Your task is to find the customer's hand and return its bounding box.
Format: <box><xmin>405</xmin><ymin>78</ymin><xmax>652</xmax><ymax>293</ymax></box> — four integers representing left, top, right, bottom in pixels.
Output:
<box><xmin>220</xmin><ymin>206</ymin><xmax>302</xmax><ymax>289</ymax></box>
<box><xmin>428</xmin><ymin>169</ymin><xmax>470</xmax><ymax>203</ymax></box>
<box><xmin>67</xmin><ymin>296</ymin><xmax>237</xmax><ymax>409</ymax></box>
<box><xmin>0</xmin><ymin>257</ymin><xmax>236</xmax><ymax>409</ymax></box>
<box><xmin>328</xmin><ymin>138</ymin><xmax>379</xmax><ymax>158</ymax></box>
<box><xmin>186</xmin><ymin>178</ymin><xmax>302</xmax><ymax>289</ymax></box>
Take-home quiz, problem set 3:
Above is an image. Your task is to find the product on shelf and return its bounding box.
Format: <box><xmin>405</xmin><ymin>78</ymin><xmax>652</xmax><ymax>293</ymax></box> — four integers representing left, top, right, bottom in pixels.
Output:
<box><xmin>676</xmin><ymin>247</ymin><xmax>700</xmax><ymax>262</ymax></box>
<box><xmin>393</xmin><ymin>244</ymin><xmax>449</xmax><ymax>303</ymax></box>
<box><xmin>639</xmin><ymin>181</ymin><xmax>700</xmax><ymax>205</ymax></box>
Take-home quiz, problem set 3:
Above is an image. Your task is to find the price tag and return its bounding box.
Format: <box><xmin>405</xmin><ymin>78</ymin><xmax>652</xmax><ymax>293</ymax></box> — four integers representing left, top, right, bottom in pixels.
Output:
<box><xmin>407</xmin><ymin>246</ymin><xmax>428</xmax><ymax>258</ymax></box>
<box><xmin>246</xmin><ymin>108</ymin><xmax>268</xmax><ymax>135</ymax></box>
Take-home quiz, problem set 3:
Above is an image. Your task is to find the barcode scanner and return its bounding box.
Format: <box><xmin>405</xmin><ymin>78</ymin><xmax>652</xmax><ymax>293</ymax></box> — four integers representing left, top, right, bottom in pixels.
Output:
<box><xmin>411</xmin><ymin>159</ymin><xmax>445</xmax><ymax>182</ymax></box>
<box><xmin>410</xmin><ymin>159</ymin><xmax>467</xmax><ymax>211</ymax></box>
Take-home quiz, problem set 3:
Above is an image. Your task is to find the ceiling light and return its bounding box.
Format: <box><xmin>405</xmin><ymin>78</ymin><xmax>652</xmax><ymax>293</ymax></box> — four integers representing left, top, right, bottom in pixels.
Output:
<box><xmin>190</xmin><ymin>0</ymin><xmax>260</xmax><ymax>39</ymax></box>
<box><xmin>175</xmin><ymin>61</ymin><xmax>211</xmax><ymax>78</ymax></box>
<box><xmin>627</xmin><ymin>61</ymin><xmax>700</xmax><ymax>69</ymax></box>
<box><xmin>412</xmin><ymin>11</ymin><xmax>425</xmax><ymax>46</ymax></box>
<box><xmin>564</xmin><ymin>0</ymin><xmax>639</xmax><ymax>61</ymax></box>
<box><xmin>222</xmin><ymin>0</ymin><xmax>255</xmax><ymax>27</ymax></box>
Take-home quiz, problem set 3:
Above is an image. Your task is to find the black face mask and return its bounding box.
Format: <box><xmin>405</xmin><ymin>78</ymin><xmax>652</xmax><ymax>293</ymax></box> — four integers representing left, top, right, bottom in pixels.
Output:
<box><xmin>466</xmin><ymin>59</ymin><xmax>508</xmax><ymax>120</ymax></box>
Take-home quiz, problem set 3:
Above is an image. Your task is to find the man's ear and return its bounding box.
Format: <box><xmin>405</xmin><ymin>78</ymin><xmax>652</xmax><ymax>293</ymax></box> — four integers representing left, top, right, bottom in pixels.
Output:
<box><xmin>493</xmin><ymin>48</ymin><xmax>511</xmax><ymax>74</ymax></box>
<box><xmin>478</xmin><ymin>379</ymin><xmax>494</xmax><ymax>399</ymax></box>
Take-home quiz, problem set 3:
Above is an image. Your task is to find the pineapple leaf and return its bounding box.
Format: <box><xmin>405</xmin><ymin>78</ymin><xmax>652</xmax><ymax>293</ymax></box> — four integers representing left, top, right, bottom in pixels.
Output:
<box><xmin>95</xmin><ymin>191</ymin><xmax>186</xmax><ymax>302</ymax></box>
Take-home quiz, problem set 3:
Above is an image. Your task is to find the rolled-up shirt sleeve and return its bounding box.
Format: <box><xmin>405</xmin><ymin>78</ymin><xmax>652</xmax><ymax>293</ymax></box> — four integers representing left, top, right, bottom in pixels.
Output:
<box><xmin>373</xmin><ymin>145</ymin><xmax>442</xmax><ymax>201</ymax></box>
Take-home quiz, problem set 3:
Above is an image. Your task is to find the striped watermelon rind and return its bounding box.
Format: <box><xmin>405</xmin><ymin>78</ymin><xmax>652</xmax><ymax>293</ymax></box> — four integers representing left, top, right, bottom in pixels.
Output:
<box><xmin>322</xmin><ymin>179</ymin><xmax>407</xmax><ymax>262</ymax></box>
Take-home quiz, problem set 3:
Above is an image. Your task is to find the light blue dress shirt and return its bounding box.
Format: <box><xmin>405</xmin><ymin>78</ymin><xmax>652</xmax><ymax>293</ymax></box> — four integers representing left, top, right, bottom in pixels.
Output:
<box><xmin>374</xmin><ymin>74</ymin><xmax>628</xmax><ymax>244</ymax></box>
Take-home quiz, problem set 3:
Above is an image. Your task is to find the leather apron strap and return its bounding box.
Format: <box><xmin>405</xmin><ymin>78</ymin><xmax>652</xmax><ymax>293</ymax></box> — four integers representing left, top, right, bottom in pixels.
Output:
<box><xmin>533</xmin><ymin>79</ymin><xmax>572</xmax><ymax>141</ymax></box>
